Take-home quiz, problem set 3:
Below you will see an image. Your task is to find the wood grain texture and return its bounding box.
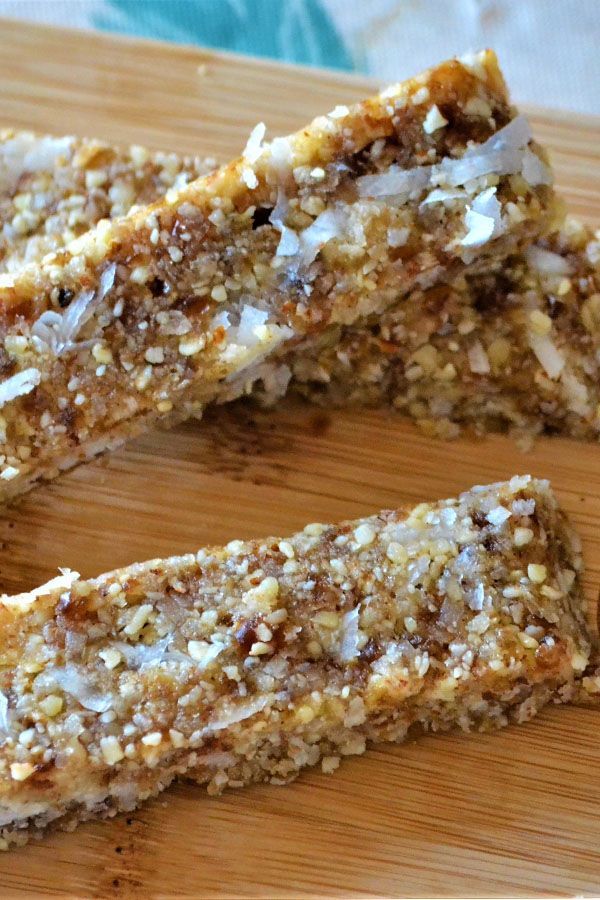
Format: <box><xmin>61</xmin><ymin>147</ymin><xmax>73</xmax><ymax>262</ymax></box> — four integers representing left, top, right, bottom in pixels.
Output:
<box><xmin>0</xmin><ymin>18</ymin><xmax>599</xmax><ymax>899</ymax></box>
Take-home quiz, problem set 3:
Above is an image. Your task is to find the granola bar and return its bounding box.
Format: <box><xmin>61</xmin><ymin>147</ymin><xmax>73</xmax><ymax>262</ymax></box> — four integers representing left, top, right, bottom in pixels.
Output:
<box><xmin>291</xmin><ymin>218</ymin><xmax>600</xmax><ymax>442</ymax></box>
<box><xmin>0</xmin><ymin>129</ymin><xmax>214</xmax><ymax>273</ymax></box>
<box><xmin>0</xmin><ymin>51</ymin><xmax>558</xmax><ymax>500</ymax></box>
<box><xmin>0</xmin><ymin>475</ymin><xmax>590</xmax><ymax>848</ymax></box>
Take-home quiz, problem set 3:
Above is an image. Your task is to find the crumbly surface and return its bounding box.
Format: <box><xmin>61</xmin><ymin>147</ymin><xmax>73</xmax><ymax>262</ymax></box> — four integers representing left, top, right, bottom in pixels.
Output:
<box><xmin>0</xmin><ymin>50</ymin><xmax>558</xmax><ymax>500</ymax></box>
<box><xmin>0</xmin><ymin>130</ymin><xmax>215</xmax><ymax>274</ymax></box>
<box><xmin>0</xmin><ymin>476</ymin><xmax>590</xmax><ymax>848</ymax></box>
<box><xmin>291</xmin><ymin>218</ymin><xmax>600</xmax><ymax>442</ymax></box>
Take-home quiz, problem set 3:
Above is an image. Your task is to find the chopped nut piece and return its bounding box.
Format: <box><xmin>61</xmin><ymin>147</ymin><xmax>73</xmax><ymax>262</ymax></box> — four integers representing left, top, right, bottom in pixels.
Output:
<box><xmin>10</xmin><ymin>763</ymin><xmax>34</xmax><ymax>782</ymax></box>
<box><xmin>278</xmin><ymin>541</ymin><xmax>295</xmax><ymax>559</ymax></box>
<box><xmin>144</xmin><ymin>346</ymin><xmax>164</xmax><ymax>365</ymax></box>
<box><xmin>529</xmin><ymin>309</ymin><xmax>552</xmax><ymax>336</ymax></box>
<box><xmin>296</xmin><ymin>705</ymin><xmax>315</xmax><ymax>724</ymax></box>
<box><xmin>404</xmin><ymin>616</ymin><xmax>418</xmax><ymax>634</ymax></box>
<box><xmin>210</xmin><ymin>285</ymin><xmax>227</xmax><ymax>302</ymax></box>
<box><xmin>354</xmin><ymin>524</ymin><xmax>375</xmax><ymax>547</ymax></box>
<box><xmin>527</xmin><ymin>563</ymin><xmax>547</xmax><ymax>583</ymax></box>
<box><xmin>386</xmin><ymin>542</ymin><xmax>407</xmax><ymax>564</ymax></box>
<box><xmin>123</xmin><ymin>603</ymin><xmax>153</xmax><ymax>636</ymax></box>
<box><xmin>99</xmin><ymin>648</ymin><xmax>122</xmax><ymax>670</ymax></box>
<box><xmin>40</xmin><ymin>695</ymin><xmax>63</xmax><ymax>717</ymax></box>
<box><xmin>100</xmin><ymin>737</ymin><xmax>124</xmax><ymax>766</ymax></box>
<box><xmin>178</xmin><ymin>336</ymin><xmax>205</xmax><ymax>357</ymax></box>
<box><xmin>313</xmin><ymin>610</ymin><xmax>340</xmax><ymax>629</ymax></box>
<box><xmin>130</xmin><ymin>265</ymin><xmax>150</xmax><ymax>284</ymax></box>
<box><xmin>249</xmin><ymin>641</ymin><xmax>272</xmax><ymax>656</ymax></box>
<box><xmin>92</xmin><ymin>343</ymin><xmax>113</xmax><ymax>365</ymax></box>
<box><xmin>519</xmin><ymin>632</ymin><xmax>539</xmax><ymax>649</ymax></box>
<box><xmin>423</xmin><ymin>104</ymin><xmax>448</xmax><ymax>134</ymax></box>
<box><xmin>169</xmin><ymin>729</ymin><xmax>185</xmax><ymax>748</ymax></box>
<box><xmin>514</xmin><ymin>527</ymin><xmax>534</xmax><ymax>547</ymax></box>
<box><xmin>321</xmin><ymin>756</ymin><xmax>341</xmax><ymax>774</ymax></box>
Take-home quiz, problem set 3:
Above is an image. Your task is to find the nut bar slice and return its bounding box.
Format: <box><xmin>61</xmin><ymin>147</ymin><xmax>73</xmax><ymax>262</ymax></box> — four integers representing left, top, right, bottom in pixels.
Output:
<box><xmin>0</xmin><ymin>476</ymin><xmax>590</xmax><ymax>848</ymax></box>
<box><xmin>0</xmin><ymin>50</ymin><xmax>557</xmax><ymax>500</ymax></box>
<box><xmin>0</xmin><ymin>130</ymin><xmax>214</xmax><ymax>273</ymax></box>
<box><xmin>1</xmin><ymin>128</ymin><xmax>595</xmax><ymax>447</ymax></box>
<box><xmin>291</xmin><ymin>218</ymin><xmax>600</xmax><ymax>442</ymax></box>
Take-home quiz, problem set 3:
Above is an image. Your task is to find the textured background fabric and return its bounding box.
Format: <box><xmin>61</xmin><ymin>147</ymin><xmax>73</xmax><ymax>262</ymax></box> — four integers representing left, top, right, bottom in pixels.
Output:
<box><xmin>0</xmin><ymin>0</ymin><xmax>598</xmax><ymax>114</ymax></box>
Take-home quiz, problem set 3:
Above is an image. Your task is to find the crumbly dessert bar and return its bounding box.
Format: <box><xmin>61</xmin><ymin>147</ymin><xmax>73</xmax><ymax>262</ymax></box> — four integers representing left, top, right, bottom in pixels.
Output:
<box><xmin>0</xmin><ymin>475</ymin><xmax>590</xmax><ymax>848</ymax></box>
<box><xmin>0</xmin><ymin>129</ymin><xmax>214</xmax><ymax>274</ymax></box>
<box><xmin>291</xmin><ymin>218</ymin><xmax>600</xmax><ymax>442</ymax></box>
<box><xmin>0</xmin><ymin>51</ymin><xmax>557</xmax><ymax>500</ymax></box>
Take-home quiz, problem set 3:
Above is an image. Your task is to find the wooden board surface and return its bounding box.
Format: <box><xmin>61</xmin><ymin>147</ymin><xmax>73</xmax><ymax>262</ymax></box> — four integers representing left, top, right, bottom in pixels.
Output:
<box><xmin>0</xmin><ymin>18</ymin><xmax>599</xmax><ymax>899</ymax></box>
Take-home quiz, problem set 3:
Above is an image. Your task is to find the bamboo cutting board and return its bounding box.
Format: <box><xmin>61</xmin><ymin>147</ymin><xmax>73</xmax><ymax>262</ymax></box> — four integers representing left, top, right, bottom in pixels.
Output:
<box><xmin>0</xmin><ymin>18</ymin><xmax>599</xmax><ymax>898</ymax></box>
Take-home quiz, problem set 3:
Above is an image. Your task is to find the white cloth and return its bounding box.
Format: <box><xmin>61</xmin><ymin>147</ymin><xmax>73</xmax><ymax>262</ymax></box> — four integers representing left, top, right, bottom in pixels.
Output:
<box><xmin>322</xmin><ymin>0</ymin><xmax>600</xmax><ymax>114</ymax></box>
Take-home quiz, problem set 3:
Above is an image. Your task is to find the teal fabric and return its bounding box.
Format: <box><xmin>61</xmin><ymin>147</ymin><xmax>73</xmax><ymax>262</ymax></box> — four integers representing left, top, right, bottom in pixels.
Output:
<box><xmin>94</xmin><ymin>0</ymin><xmax>353</xmax><ymax>71</ymax></box>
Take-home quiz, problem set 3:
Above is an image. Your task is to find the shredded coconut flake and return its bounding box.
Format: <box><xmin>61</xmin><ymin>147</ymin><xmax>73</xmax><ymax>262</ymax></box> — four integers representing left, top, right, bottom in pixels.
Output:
<box><xmin>47</xmin><ymin>665</ymin><xmax>112</xmax><ymax>713</ymax></box>
<box><xmin>461</xmin><ymin>187</ymin><xmax>504</xmax><ymax>248</ymax></box>
<box><xmin>387</xmin><ymin>227</ymin><xmax>409</xmax><ymax>247</ymax></box>
<box><xmin>468</xmin><ymin>341</ymin><xmax>491</xmax><ymax>374</ymax></box>
<box><xmin>276</xmin><ymin>225</ymin><xmax>301</xmax><ymax>257</ymax></box>
<box><xmin>209</xmin><ymin>695</ymin><xmax>271</xmax><ymax>732</ymax></box>
<box><xmin>269</xmin><ymin>187</ymin><xmax>289</xmax><ymax>231</ymax></box>
<box><xmin>358</xmin><ymin>115</ymin><xmax>543</xmax><ymax>202</ymax></box>
<box><xmin>421</xmin><ymin>188</ymin><xmax>467</xmax><ymax>207</ymax></box>
<box><xmin>111</xmin><ymin>637</ymin><xmax>190</xmax><ymax>670</ymax></box>
<box><xmin>561</xmin><ymin>371</ymin><xmax>590</xmax><ymax>416</ymax></box>
<box><xmin>0</xmin><ymin>367</ymin><xmax>41</xmax><ymax>407</ymax></box>
<box><xmin>99</xmin><ymin>261</ymin><xmax>117</xmax><ymax>299</ymax></box>
<box><xmin>469</xmin><ymin>584</ymin><xmax>485</xmax><ymax>612</ymax></box>
<box><xmin>521</xmin><ymin>148</ymin><xmax>552</xmax><ymax>186</ymax></box>
<box><xmin>273</xmin><ymin>204</ymin><xmax>346</xmax><ymax>270</ymax></box>
<box><xmin>329</xmin><ymin>104</ymin><xmax>349</xmax><ymax>119</ymax></box>
<box><xmin>528</xmin><ymin>331</ymin><xmax>565</xmax><ymax>379</ymax></box>
<box><xmin>297</xmin><ymin>206</ymin><xmax>345</xmax><ymax>267</ymax></box>
<box><xmin>241</xmin><ymin>167</ymin><xmax>258</xmax><ymax>189</ymax></box>
<box><xmin>268</xmin><ymin>137</ymin><xmax>293</xmax><ymax>178</ymax></box>
<box><xmin>357</xmin><ymin>166</ymin><xmax>429</xmax><ymax>199</ymax></box>
<box><xmin>0</xmin><ymin>133</ymin><xmax>74</xmax><ymax>191</ymax></box>
<box><xmin>31</xmin><ymin>262</ymin><xmax>117</xmax><ymax>356</ymax></box>
<box><xmin>512</xmin><ymin>499</ymin><xmax>535</xmax><ymax>517</ymax></box>
<box><xmin>0</xmin><ymin>691</ymin><xmax>9</xmax><ymax>735</ymax></box>
<box><xmin>1</xmin><ymin>569</ymin><xmax>80</xmax><ymax>612</ymax></box>
<box><xmin>461</xmin><ymin>209</ymin><xmax>495</xmax><ymax>248</ymax></box>
<box><xmin>338</xmin><ymin>606</ymin><xmax>361</xmax><ymax>662</ymax></box>
<box><xmin>196</xmin><ymin>751</ymin><xmax>237</xmax><ymax>769</ymax></box>
<box><xmin>48</xmin><ymin>289</ymin><xmax>95</xmax><ymax>351</ymax></box>
<box><xmin>471</xmin><ymin>187</ymin><xmax>504</xmax><ymax>234</ymax></box>
<box><xmin>242</xmin><ymin>122</ymin><xmax>266</xmax><ymax>164</ymax></box>
<box><xmin>236</xmin><ymin>306</ymin><xmax>269</xmax><ymax>345</ymax></box>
